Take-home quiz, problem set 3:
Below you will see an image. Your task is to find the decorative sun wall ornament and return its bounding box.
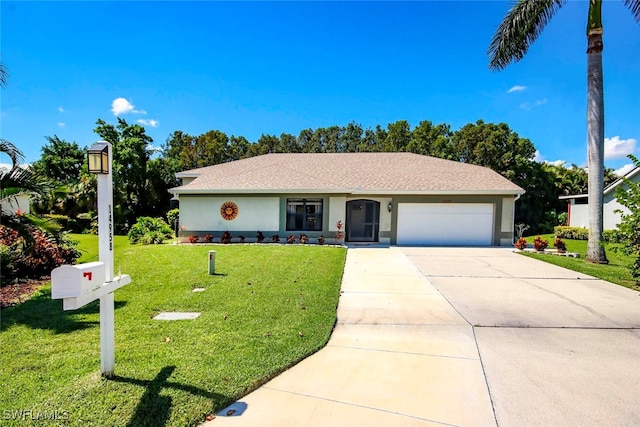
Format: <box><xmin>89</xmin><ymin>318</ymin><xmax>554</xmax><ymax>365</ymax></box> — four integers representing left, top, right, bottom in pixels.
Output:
<box><xmin>220</xmin><ymin>201</ymin><xmax>239</xmax><ymax>220</ymax></box>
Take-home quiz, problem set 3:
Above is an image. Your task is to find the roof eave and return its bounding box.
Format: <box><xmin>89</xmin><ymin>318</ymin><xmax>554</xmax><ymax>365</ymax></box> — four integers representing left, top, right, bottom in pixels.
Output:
<box><xmin>170</xmin><ymin>188</ymin><xmax>525</xmax><ymax>196</ymax></box>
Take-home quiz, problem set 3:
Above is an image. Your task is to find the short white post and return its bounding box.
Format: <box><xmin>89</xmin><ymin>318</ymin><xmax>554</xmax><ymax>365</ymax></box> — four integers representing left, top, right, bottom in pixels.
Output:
<box><xmin>96</xmin><ymin>142</ymin><xmax>115</xmax><ymax>378</ymax></box>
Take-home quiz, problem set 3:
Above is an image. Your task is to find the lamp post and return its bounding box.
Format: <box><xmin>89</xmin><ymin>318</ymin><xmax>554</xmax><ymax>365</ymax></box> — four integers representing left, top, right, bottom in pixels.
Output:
<box><xmin>87</xmin><ymin>141</ymin><xmax>116</xmax><ymax>377</ymax></box>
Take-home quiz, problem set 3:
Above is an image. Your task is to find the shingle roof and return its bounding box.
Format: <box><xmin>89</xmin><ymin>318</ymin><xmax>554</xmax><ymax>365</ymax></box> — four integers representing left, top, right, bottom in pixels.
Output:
<box><xmin>171</xmin><ymin>153</ymin><xmax>524</xmax><ymax>195</ymax></box>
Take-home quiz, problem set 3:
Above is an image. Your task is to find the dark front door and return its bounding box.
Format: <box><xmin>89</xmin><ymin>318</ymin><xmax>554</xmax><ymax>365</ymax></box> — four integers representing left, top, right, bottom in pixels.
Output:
<box><xmin>346</xmin><ymin>200</ymin><xmax>380</xmax><ymax>242</ymax></box>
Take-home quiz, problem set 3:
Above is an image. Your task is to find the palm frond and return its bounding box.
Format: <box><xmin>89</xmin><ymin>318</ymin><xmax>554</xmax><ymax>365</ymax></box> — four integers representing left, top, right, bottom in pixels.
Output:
<box><xmin>488</xmin><ymin>0</ymin><xmax>567</xmax><ymax>71</ymax></box>
<box><xmin>0</xmin><ymin>165</ymin><xmax>54</xmax><ymax>200</ymax></box>
<box><xmin>624</xmin><ymin>0</ymin><xmax>640</xmax><ymax>23</ymax></box>
<box><xmin>0</xmin><ymin>139</ymin><xmax>24</xmax><ymax>167</ymax></box>
<box><xmin>0</xmin><ymin>60</ymin><xmax>8</xmax><ymax>87</ymax></box>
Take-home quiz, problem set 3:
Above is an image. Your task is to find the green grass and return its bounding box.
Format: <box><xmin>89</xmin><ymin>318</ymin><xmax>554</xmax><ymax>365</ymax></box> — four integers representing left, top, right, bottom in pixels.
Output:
<box><xmin>0</xmin><ymin>236</ymin><xmax>347</xmax><ymax>426</ymax></box>
<box><xmin>520</xmin><ymin>233</ymin><xmax>639</xmax><ymax>290</ymax></box>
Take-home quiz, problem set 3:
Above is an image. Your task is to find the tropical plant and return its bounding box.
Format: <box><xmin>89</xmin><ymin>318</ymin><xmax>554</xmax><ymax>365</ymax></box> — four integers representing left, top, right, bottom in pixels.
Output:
<box><xmin>553</xmin><ymin>237</ymin><xmax>567</xmax><ymax>252</ymax></box>
<box><xmin>221</xmin><ymin>231</ymin><xmax>232</xmax><ymax>244</ymax></box>
<box><xmin>0</xmin><ymin>140</ymin><xmax>57</xmax><ymax>240</ymax></box>
<box><xmin>533</xmin><ymin>235</ymin><xmax>549</xmax><ymax>251</ymax></box>
<box><xmin>335</xmin><ymin>220</ymin><xmax>344</xmax><ymax>243</ymax></box>
<box><xmin>127</xmin><ymin>216</ymin><xmax>173</xmax><ymax>244</ymax></box>
<box><xmin>487</xmin><ymin>0</ymin><xmax>640</xmax><ymax>263</ymax></box>
<box><xmin>514</xmin><ymin>237</ymin><xmax>528</xmax><ymax>250</ymax></box>
<box><xmin>0</xmin><ymin>59</ymin><xmax>7</xmax><ymax>87</ymax></box>
<box><xmin>614</xmin><ymin>154</ymin><xmax>640</xmax><ymax>277</ymax></box>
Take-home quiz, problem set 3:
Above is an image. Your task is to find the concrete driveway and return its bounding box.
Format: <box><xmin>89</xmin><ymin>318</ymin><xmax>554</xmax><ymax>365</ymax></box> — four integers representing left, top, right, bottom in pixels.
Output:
<box><xmin>208</xmin><ymin>247</ymin><xmax>640</xmax><ymax>426</ymax></box>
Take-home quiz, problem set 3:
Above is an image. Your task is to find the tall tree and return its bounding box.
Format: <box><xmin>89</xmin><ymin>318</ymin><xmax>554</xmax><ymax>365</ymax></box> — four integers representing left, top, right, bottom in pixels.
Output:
<box><xmin>94</xmin><ymin>118</ymin><xmax>154</xmax><ymax>230</ymax></box>
<box><xmin>384</xmin><ymin>120</ymin><xmax>412</xmax><ymax>152</ymax></box>
<box><xmin>407</xmin><ymin>120</ymin><xmax>454</xmax><ymax>159</ymax></box>
<box><xmin>487</xmin><ymin>0</ymin><xmax>640</xmax><ymax>262</ymax></box>
<box><xmin>451</xmin><ymin>120</ymin><xmax>536</xmax><ymax>183</ymax></box>
<box><xmin>31</xmin><ymin>136</ymin><xmax>86</xmax><ymax>184</ymax></box>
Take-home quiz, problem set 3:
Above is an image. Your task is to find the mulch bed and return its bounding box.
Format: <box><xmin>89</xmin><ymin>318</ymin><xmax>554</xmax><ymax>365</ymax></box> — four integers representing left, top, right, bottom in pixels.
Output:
<box><xmin>0</xmin><ymin>278</ymin><xmax>49</xmax><ymax>309</ymax></box>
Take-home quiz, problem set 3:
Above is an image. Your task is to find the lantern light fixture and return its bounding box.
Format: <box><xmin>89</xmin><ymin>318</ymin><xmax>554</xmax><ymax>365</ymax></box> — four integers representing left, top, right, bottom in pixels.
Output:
<box><xmin>87</xmin><ymin>142</ymin><xmax>110</xmax><ymax>174</ymax></box>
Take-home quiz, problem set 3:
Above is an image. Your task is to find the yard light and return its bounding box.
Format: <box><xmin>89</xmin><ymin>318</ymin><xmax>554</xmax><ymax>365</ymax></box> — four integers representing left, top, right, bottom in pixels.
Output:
<box><xmin>388</xmin><ymin>202</ymin><xmax>393</xmax><ymax>212</ymax></box>
<box><xmin>87</xmin><ymin>141</ymin><xmax>110</xmax><ymax>174</ymax></box>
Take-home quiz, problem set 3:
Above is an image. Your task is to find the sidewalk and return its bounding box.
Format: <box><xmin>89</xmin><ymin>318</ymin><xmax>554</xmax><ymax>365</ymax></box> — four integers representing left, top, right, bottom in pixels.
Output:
<box><xmin>208</xmin><ymin>247</ymin><xmax>496</xmax><ymax>426</ymax></box>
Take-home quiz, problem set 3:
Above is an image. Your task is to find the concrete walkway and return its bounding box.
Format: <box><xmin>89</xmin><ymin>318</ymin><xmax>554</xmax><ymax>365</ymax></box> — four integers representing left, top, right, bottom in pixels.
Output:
<box><xmin>207</xmin><ymin>247</ymin><xmax>640</xmax><ymax>426</ymax></box>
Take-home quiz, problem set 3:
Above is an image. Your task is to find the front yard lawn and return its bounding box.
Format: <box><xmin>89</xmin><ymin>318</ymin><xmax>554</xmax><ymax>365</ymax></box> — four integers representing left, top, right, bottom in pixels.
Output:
<box><xmin>520</xmin><ymin>234</ymin><xmax>639</xmax><ymax>290</ymax></box>
<box><xmin>0</xmin><ymin>240</ymin><xmax>346</xmax><ymax>426</ymax></box>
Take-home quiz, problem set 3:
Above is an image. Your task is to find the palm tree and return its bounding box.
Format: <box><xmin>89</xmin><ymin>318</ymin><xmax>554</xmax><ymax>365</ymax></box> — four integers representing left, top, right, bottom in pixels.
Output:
<box><xmin>0</xmin><ymin>58</ymin><xmax>8</xmax><ymax>87</ymax></box>
<box><xmin>1</xmin><ymin>139</ymin><xmax>55</xmax><ymax>238</ymax></box>
<box><xmin>488</xmin><ymin>0</ymin><xmax>640</xmax><ymax>263</ymax></box>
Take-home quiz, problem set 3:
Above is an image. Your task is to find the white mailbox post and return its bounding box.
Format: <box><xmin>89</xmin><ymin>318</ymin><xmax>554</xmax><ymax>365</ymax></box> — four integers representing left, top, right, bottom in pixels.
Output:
<box><xmin>51</xmin><ymin>141</ymin><xmax>130</xmax><ymax>378</ymax></box>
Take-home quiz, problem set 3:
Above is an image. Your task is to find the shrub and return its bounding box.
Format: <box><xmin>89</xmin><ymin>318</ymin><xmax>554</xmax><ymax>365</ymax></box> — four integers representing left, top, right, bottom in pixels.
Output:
<box><xmin>533</xmin><ymin>235</ymin><xmax>549</xmax><ymax>251</ymax></box>
<box><xmin>554</xmin><ymin>226</ymin><xmax>589</xmax><ymax>240</ymax></box>
<box><xmin>514</xmin><ymin>237</ymin><xmax>527</xmax><ymax>250</ymax></box>
<box><xmin>127</xmin><ymin>217</ymin><xmax>174</xmax><ymax>244</ymax></box>
<box><xmin>221</xmin><ymin>231</ymin><xmax>232</xmax><ymax>244</ymax></box>
<box><xmin>317</xmin><ymin>236</ymin><xmax>325</xmax><ymax>245</ymax></box>
<box><xmin>603</xmin><ymin>229</ymin><xmax>625</xmax><ymax>243</ymax></box>
<box><xmin>271</xmin><ymin>234</ymin><xmax>280</xmax><ymax>243</ymax></box>
<box><xmin>256</xmin><ymin>231</ymin><xmax>265</xmax><ymax>243</ymax></box>
<box><xmin>553</xmin><ymin>237</ymin><xmax>567</xmax><ymax>252</ymax></box>
<box><xmin>299</xmin><ymin>234</ymin><xmax>308</xmax><ymax>244</ymax></box>
<box><xmin>557</xmin><ymin>212</ymin><xmax>568</xmax><ymax>226</ymax></box>
<box><xmin>286</xmin><ymin>234</ymin><xmax>296</xmax><ymax>244</ymax></box>
<box><xmin>166</xmin><ymin>208</ymin><xmax>179</xmax><ymax>229</ymax></box>
<box><xmin>0</xmin><ymin>225</ymin><xmax>80</xmax><ymax>286</ymax></box>
<box><xmin>189</xmin><ymin>235</ymin><xmax>199</xmax><ymax>244</ymax></box>
<box><xmin>238</xmin><ymin>235</ymin><xmax>246</xmax><ymax>243</ymax></box>
<box><xmin>203</xmin><ymin>234</ymin><xmax>214</xmax><ymax>243</ymax></box>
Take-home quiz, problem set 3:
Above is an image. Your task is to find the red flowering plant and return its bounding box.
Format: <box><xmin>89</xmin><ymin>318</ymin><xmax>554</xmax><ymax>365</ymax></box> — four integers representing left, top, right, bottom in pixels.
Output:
<box><xmin>514</xmin><ymin>237</ymin><xmax>528</xmax><ymax>250</ymax></box>
<box><xmin>553</xmin><ymin>237</ymin><xmax>567</xmax><ymax>252</ymax></box>
<box><xmin>533</xmin><ymin>235</ymin><xmax>549</xmax><ymax>251</ymax></box>
<box><xmin>335</xmin><ymin>220</ymin><xmax>344</xmax><ymax>243</ymax></box>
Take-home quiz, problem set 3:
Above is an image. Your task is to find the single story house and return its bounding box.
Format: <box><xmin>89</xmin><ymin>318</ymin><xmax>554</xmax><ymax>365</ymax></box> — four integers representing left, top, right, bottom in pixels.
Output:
<box><xmin>169</xmin><ymin>153</ymin><xmax>525</xmax><ymax>246</ymax></box>
<box><xmin>560</xmin><ymin>166</ymin><xmax>640</xmax><ymax>230</ymax></box>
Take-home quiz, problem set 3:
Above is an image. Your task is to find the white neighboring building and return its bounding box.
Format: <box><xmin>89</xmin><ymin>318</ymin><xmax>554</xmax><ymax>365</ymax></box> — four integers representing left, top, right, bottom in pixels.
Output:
<box><xmin>560</xmin><ymin>167</ymin><xmax>640</xmax><ymax>230</ymax></box>
<box><xmin>0</xmin><ymin>193</ymin><xmax>31</xmax><ymax>215</ymax></box>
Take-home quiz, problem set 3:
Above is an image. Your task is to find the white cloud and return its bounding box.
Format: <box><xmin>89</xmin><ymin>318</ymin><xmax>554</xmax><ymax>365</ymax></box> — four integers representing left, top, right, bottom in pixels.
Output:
<box><xmin>519</xmin><ymin>102</ymin><xmax>530</xmax><ymax>110</ymax></box>
<box><xmin>137</xmin><ymin>119</ymin><xmax>158</xmax><ymax>127</ymax></box>
<box><xmin>534</xmin><ymin>150</ymin><xmax>543</xmax><ymax>162</ymax></box>
<box><xmin>111</xmin><ymin>98</ymin><xmax>134</xmax><ymax>115</ymax></box>
<box><xmin>508</xmin><ymin>85</ymin><xmax>526</xmax><ymax>93</ymax></box>
<box><xmin>57</xmin><ymin>122</ymin><xmax>65</xmax><ymax>128</ymax></box>
<box><xmin>546</xmin><ymin>159</ymin><xmax>566</xmax><ymax>167</ymax></box>
<box><xmin>604</xmin><ymin>136</ymin><xmax>637</xmax><ymax>160</ymax></box>
<box><xmin>534</xmin><ymin>150</ymin><xmax>566</xmax><ymax>167</ymax></box>
<box><xmin>111</xmin><ymin>97</ymin><xmax>147</xmax><ymax>116</ymax></box>
<box><xmin>534</xmin><ymin>98</ymin><xmax>548</xmax><ymax>106</ymax></box>
<box><xmin>615</xmin><ymin>163</ymin><xmax>635</xmax><ymax>177</ymax></box>
<box><xmin>58</xmin><ymin>106</ymin><xmax>64</xmax><ymax>113</ymax></box>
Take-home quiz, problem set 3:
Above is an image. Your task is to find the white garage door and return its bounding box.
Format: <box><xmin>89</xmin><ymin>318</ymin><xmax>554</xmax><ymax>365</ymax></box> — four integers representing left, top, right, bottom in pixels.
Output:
<box><xmin>396</xmin><ymin>203</ymin><xmax>494</xmax><ymax>246</ymax></box>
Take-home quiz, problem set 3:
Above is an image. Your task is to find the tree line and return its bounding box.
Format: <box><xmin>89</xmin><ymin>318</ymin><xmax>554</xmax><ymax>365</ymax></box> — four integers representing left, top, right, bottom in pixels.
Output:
<box><xmin>27</xmin><ymin>117</ymin><xmax>619</xmax><ymax>235</ymax></box>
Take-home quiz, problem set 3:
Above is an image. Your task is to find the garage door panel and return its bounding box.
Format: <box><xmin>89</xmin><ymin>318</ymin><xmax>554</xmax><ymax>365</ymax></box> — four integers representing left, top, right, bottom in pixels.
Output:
<box><xmin>397</xmin><ymin>203</ymin><xmax>493</xmax><ymax>246</ymax></box>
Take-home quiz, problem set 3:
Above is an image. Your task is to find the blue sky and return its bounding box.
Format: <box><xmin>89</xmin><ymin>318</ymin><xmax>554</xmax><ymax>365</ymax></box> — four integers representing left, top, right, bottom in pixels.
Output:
<box><xmin>1</xmin><ymin>1</ymin><xmax>639</xmax><ymax>175</ymax></box>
